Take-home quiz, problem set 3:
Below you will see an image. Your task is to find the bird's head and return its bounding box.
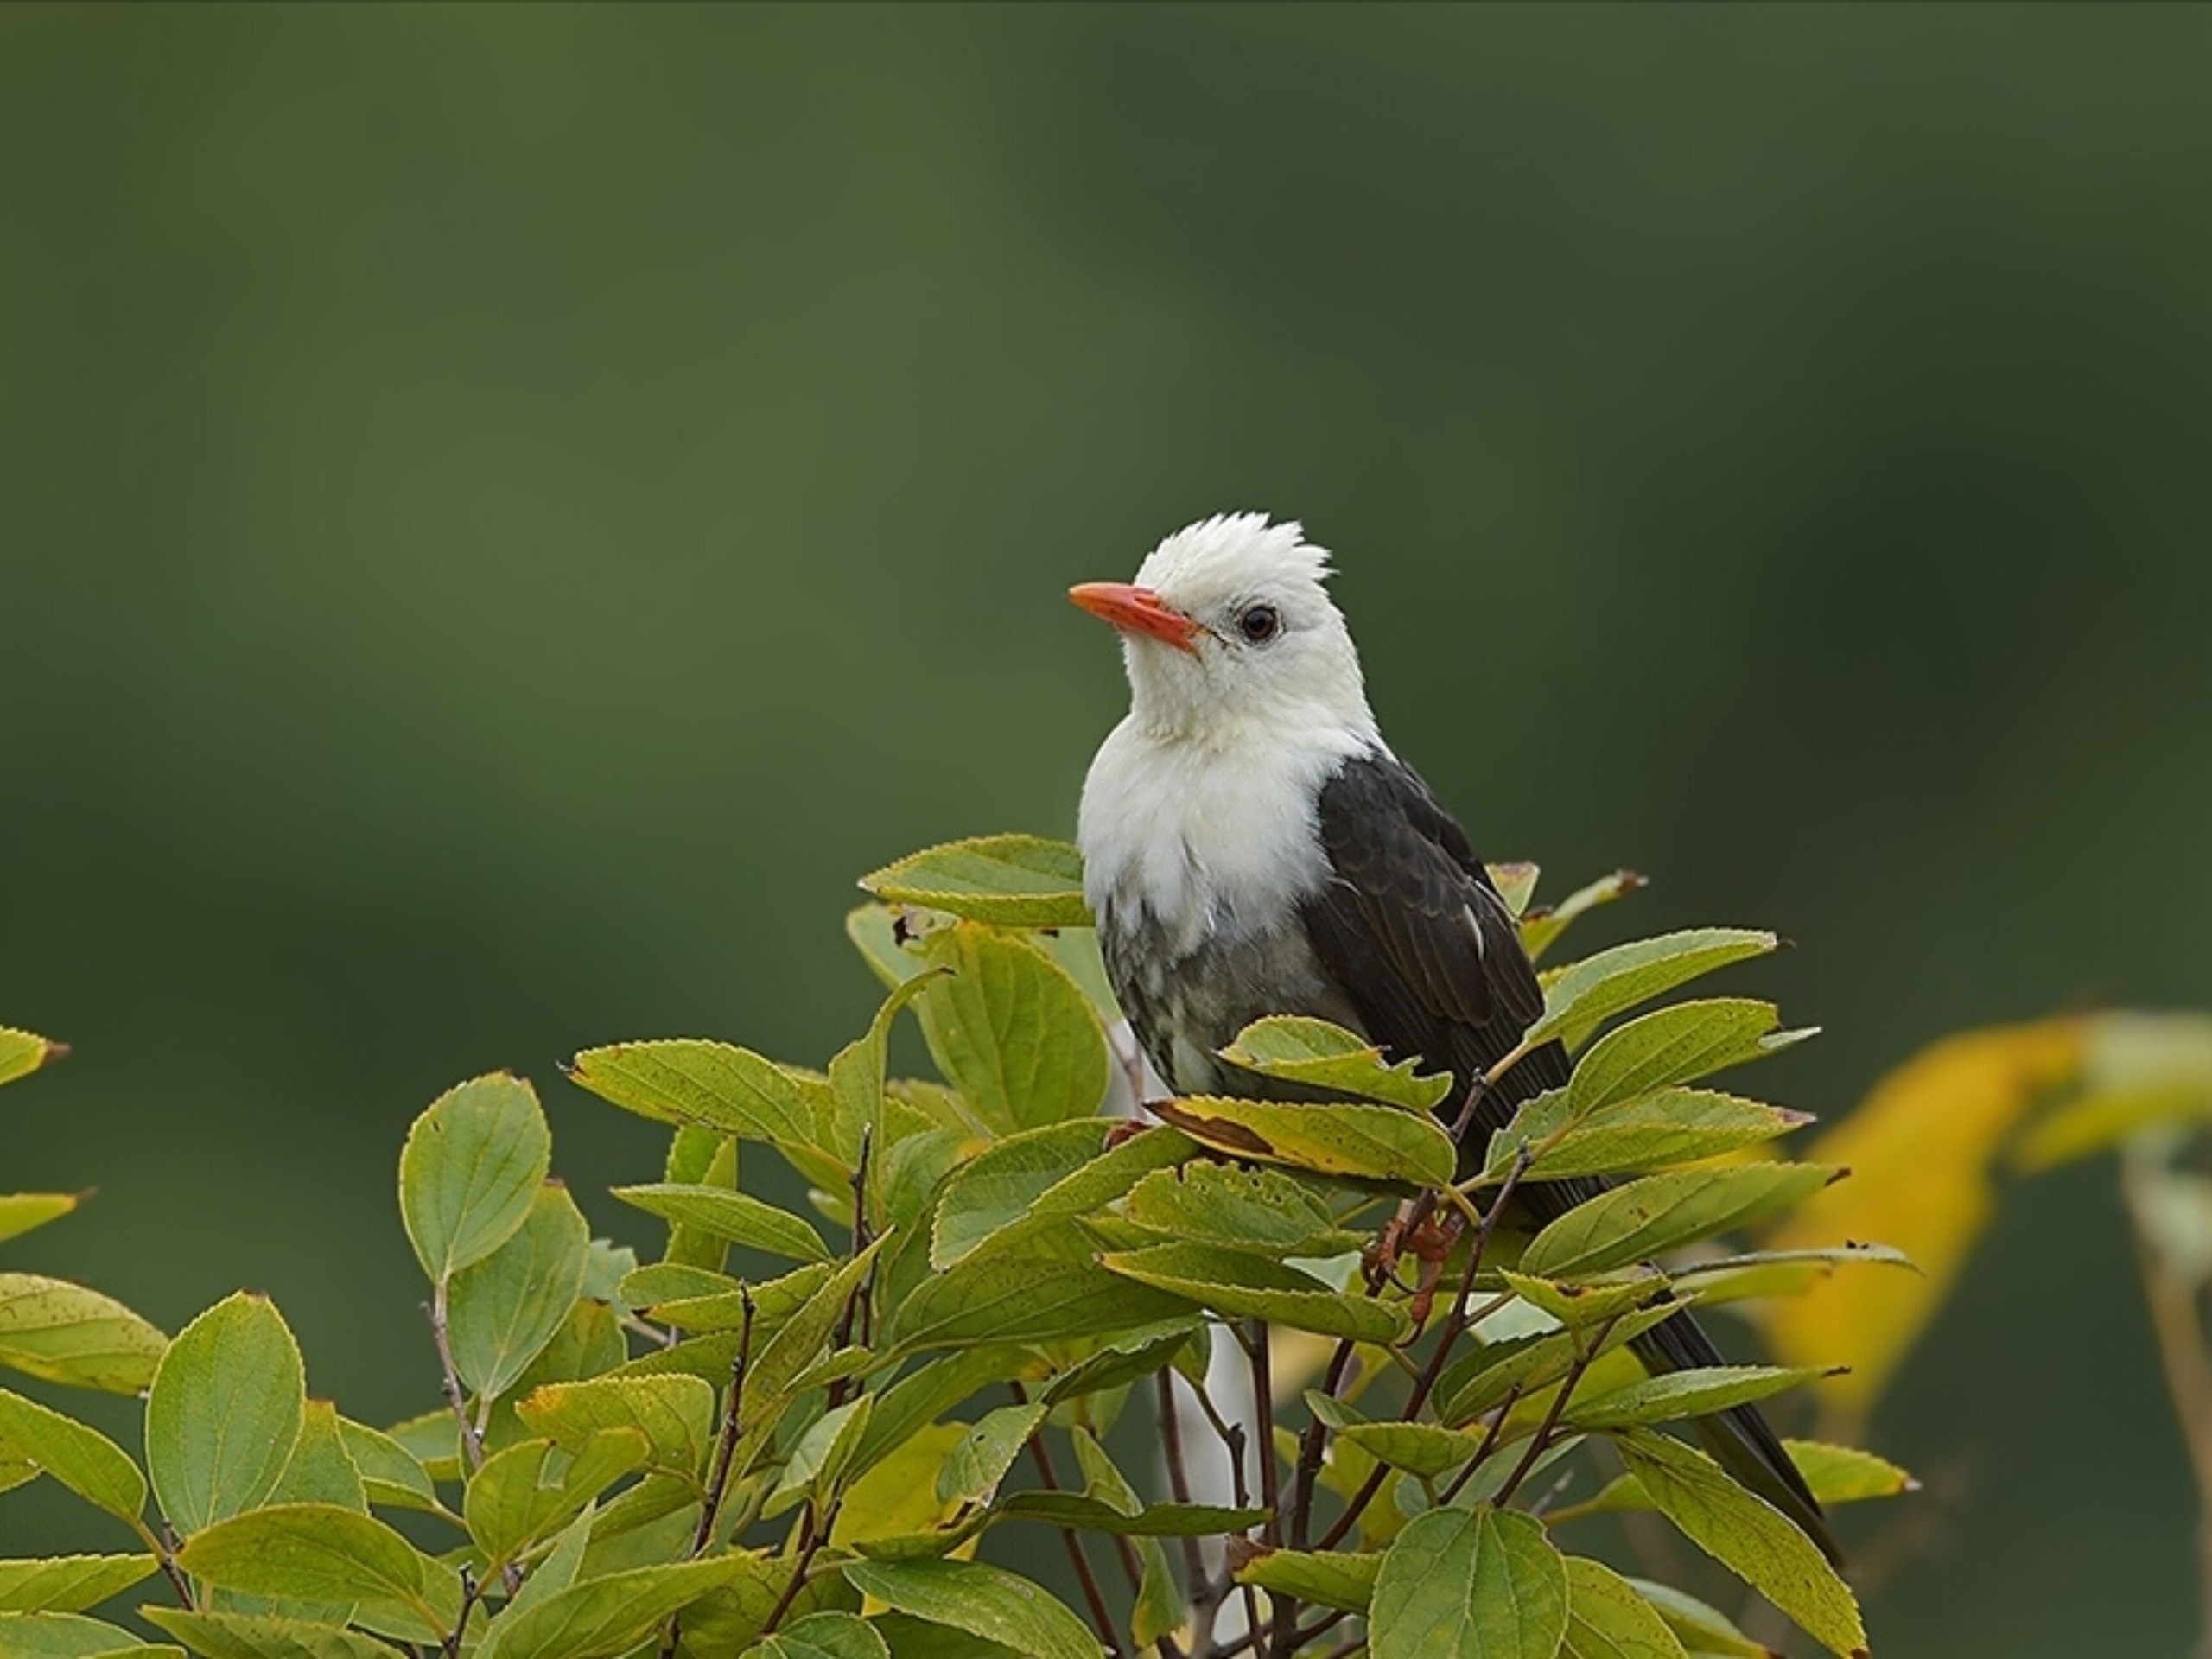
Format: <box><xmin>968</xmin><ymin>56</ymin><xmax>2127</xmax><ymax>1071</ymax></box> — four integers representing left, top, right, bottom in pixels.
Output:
<box><xmin>1071</xmin><ymin>513</ymin><xmax>1376</xmax><ymax>745</ymax></box>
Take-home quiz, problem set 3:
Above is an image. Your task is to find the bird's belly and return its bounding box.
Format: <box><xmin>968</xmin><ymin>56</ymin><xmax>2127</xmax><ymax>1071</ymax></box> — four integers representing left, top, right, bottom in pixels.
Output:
<box><xmin>1103</xmin><ymin>917</ymin><xmax>1365</xmax><ymax>1098</ymax></box>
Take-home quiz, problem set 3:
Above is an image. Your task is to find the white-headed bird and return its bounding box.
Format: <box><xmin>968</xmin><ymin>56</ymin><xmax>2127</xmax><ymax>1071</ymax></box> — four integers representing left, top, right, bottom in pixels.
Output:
<box><xmin>1071</xmin><ymin>512</ymin><xmax>1836</xmax><ymax>1560</ymax></box>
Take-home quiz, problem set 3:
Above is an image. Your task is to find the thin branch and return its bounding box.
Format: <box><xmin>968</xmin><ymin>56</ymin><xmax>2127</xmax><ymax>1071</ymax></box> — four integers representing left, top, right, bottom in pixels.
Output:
<box><xmin>1480</xmin><ymin>1314</ymin><xmax>1618</xmax><ymax>1510</ymax></box>
<box><xmin>691</xmin><ymin>1290</ymin><xmax>757</xmax><ymax>1554</ymax></box>
<box><xmin>1224</xmin><ymin>1422</ymin><xmax>1266</xmax><ymax>1659</ymax></box>
<box><xmin>1158</xmin><ymin>1369</ymin><xmax>1221</xmax><ymax>1657</ymax></box>
<box><xmin>1011</xmin><ymin>1385</ymin><xmax>1128</xmax><ymax>1659</ymax></box>
<box><xmin>142</xmin><ymin>1517</ymin><xmax>194</xmax><ymax>1611</ymax></box>
<box><xmin>424</xmin><ymin>1286</ymin><xmax>486</xmax><ymax>1471</ymax></box>
<box><xmin>760</xmin><ymin>1499</ymin><xmax>836</xmax><ymax>1636</ymax></box>
<box><xmin>443</xmin><ymin>1566</ymin><xmax>481</xmax><ymax>1659</ymax></box>
<box><xmin>1288</xmin><ymin>1340</ymin><xmax>1358</xmax><ymax>1550</ymax></box>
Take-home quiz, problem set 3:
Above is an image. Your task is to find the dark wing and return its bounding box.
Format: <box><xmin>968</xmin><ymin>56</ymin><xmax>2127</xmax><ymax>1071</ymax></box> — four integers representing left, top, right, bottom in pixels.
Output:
<box><xmin>1300</xmin><ymin>748</ymin><xmax>1839</xmax><ymax>1562</ymax></box>
<box><xmin>1300</xmin><ymin>749</ymin><xmax>1567</xmax><ymax>1141</ymax></box>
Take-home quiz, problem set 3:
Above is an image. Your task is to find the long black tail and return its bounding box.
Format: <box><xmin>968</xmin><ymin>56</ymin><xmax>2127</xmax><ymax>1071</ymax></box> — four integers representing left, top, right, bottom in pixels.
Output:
<box><xmin>1628</xmin><ymin>1294</ymin><xmax>1841</xmax><ymax>1565</ymax></box>
<box><xmin>1471</xmin><ymin>1041</ymin><xmax>1840</xmax><ymax>1565</ymax></box>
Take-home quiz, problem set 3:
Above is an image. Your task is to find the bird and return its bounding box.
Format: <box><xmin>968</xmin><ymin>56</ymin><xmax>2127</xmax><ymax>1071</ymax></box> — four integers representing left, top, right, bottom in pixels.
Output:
<box><xmin>1070</xmin><ymin>511</ymin><xmax>1837</xmax><ymax>1561</ymax></box>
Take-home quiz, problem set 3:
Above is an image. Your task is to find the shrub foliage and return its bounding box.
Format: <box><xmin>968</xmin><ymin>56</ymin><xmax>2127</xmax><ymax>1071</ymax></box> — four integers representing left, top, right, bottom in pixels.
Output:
<box><xmin>0</xmin><ymin>837</ymin><xmax>1916</xmax><ymax>1657</ymax></box>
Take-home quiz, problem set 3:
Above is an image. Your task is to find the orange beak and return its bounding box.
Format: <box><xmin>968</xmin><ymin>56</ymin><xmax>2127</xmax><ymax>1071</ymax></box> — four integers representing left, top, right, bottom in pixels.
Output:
<box><xmin>1068</xmin><ymin>582</ymin><xmax>1203</xmax><ymax>653</ymax></box>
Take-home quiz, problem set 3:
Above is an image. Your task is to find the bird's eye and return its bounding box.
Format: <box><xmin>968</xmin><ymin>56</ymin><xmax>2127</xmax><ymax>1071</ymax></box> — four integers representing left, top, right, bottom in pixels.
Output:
<box><xmin>1236</xmin><ymin>604</ymin><xmax>1281</xmax><ymax>644</ymax></box>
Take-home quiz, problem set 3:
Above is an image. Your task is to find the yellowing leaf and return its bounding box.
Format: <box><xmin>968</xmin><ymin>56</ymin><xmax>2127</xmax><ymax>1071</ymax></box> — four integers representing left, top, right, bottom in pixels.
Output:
<box><xmin>858</xmin><ymin>836</ymin><xmax>1090</xmax><ymax>929</ymax></box>
<box><xmin>0</xmin><ymin>1029</ymin><xmax>66</xmax><ymax>1090</ymax></box>
<box><xmin>1763</xmin><ymin>1019</ymin><xmax>2082</xmax><ymax>1427</ymax></box>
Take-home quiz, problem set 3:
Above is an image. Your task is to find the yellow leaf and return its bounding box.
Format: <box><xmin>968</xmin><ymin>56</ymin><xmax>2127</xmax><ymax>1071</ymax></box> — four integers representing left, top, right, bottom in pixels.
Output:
<box><xmin>1761</xmin><ymin>1020</ymin><xmax>2082</xmax><ymax>1430</ymax></box>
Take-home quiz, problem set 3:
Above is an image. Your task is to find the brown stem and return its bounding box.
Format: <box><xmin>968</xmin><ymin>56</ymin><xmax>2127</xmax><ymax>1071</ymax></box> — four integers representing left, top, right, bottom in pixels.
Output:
<box><xmin>691</xmin><ymin>1290</ymin><xmax>757</xmax><ymax>1554</ymax></box>
<box><xmin>1010</xmin><ymin>1386</ymin><xmax>1128</xmax><ymax>1659</ymax></box>
<box><xmin>423</xmin><ymin>1287</ymin><xmax>486</xmax><ymax>1471</ymax></box>
<box><xmin>1159</xmin><ymin>1369</ymin><xmax>1221</xmax><ymax>1657</ymax></box>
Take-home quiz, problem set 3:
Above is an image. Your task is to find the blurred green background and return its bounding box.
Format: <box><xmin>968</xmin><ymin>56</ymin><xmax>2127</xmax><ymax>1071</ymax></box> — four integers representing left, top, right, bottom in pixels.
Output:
<box><xmin>3</xmin><ymin>3</ymin><xmax>2208</xmax><ymax>1649</ymax></box>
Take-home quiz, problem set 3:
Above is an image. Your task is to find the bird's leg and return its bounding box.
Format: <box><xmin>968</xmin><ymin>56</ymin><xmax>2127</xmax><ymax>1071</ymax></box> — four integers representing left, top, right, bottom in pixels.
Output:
<box><xmin>1402</xmin><ymin>1207</ymin><xmax>1467</xmax><ymax>1336</ymax></box>
<box><xmin>1365</xmin><ymin>1192</ymin><xmax>1435</xmax><ymax>1291</ymax></box>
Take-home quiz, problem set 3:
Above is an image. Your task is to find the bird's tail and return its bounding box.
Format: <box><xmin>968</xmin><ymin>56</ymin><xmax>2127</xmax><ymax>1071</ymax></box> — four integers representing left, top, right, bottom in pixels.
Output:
<box><xmin>1628</xmin><ymin>1306</ymin><xmax>1843</xmax><ymax>1566</ymax></box>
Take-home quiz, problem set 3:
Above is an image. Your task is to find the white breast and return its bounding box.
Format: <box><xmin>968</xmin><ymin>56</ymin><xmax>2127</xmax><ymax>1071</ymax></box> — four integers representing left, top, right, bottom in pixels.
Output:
<box><xmin>1077</xmin><ymin>716</ymin><xmax>1370</xmax><ymax>961</ymax></box>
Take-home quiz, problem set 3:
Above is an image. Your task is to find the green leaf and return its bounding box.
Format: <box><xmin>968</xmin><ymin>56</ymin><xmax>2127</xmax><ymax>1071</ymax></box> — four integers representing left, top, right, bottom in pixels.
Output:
<box><xmin>1782</xmin><ymin>1439</ymin><xmax>1918</xmax><ymax>1503</ymax></box>
<box><xmin>1622</xmin><ymin>1578</ymin><xmax>1773</xmax><ymax>1657</ymax></box>
<box><xmin>1535</xmin><ymin>930</ymin><xmax>1778</xmax><ymax>1050</ymax></box>
<box><xmin>0</xmin><ymin>1611</ymin><xmax>180</xmax><ymax>1656</ymax></box>
<box><xmin>744</xmin><ymin>1610</ymin><xmax>892</xmax><ymax>1659</ymax></box>
<box><xmin>931</xmin><ymin>1120</ymin><xmax>1193</xmax><ymax>1269</ymax></box>
<box><xmin>0</xmin><ymin>1554</ymin><xmax>156</xmax><ymax>1613</ymax></box>
<box><xmin>1569</xmin><ymin>1001</ymin><xmax>1809</xmax><ymax>1117</ymax></box>
<box><xmin>175</xmin><ymin>1503</ymin><xmax>438</xmax><ymax>1611</ymax></box>
<box><xmin>1560</xmin><ymin>1556</ymin><xmax>1689</xmax><ymax>1659</ymax></box>
<box><xmin>1486</xmin><ymin>1089</ymin><xmax>1811</xmax><ymax>1182</ymax></box>
<box><xmin>265</xmin><ymin>1400</ymin><xmax>365</xmax><ymax>1514</ymax></box>
<box><xmin>563</xmin><ymin>1039</ymin><xmax>815</xmax><ymax>1154</ymax></box>
<box><xmin>1435</xmin><ymin>1306</ymin><xmax>1683</xmax><ymax>1427</ymax></box>
<box><xmin>1122</xmin><ymin>1162</ymin><xmax>1361</xmax><ymax>1257</ymax></box>
<box><xmin>1614</xmin><ymin>1429</ymin><xmax>1866</xmax><ymax>1657</ymax></box>
<box><xmin>1566</xmin><ymin>1366</ymin><xmax>1828</xmax><ymax>1432</ymax></box>
<box><xmin>499</xmin><ymin>1499</ymin><xmax>594</xmax><ymax>1620</ymax></box>
<box><xmin>935</xmin><ymin>1403</ymin><xmax>1048</xmax><ymax>1508</ymax></box>
<box><xmin>662</xmin><ymin>1128</ymin><xmax>741</xmax><ymax>1273</ymax></box>
<box><xmin>1233</xmin><ymin>1548</ymin><xmax>1382</xmax><ymax>1613</ymax></box>
<box><xmin>477</xmin><ymin>1555</ymin><xmax>761</xmax><ymax>1659</ymax></box>
<box><xmin>517</xmin><ymin>1374</ymin><xmax>715</xmax><ymax>1480</ymax></box>
<box><xmin>893</xmin><ymin>1228</ymin><xmax>1188</xmax><ymax>1354</ymax></box>
<box><xmin>1217</xmin><ymin>1017</ymin><xmax>1452</xmax><ymax>1112</ymax></box>
<box><xmin>0</xmin><ymin>1388</ymin><xmax>147</xmax><ymax>1524</ymax></box>
<box><xmin>464</xmin><ymin>1430</ymin><xmax>648</xmax><ymax>1569</ymax></box>
<box><xmin>397</xmin><ymin>1073</ymin><xmax>552</xmax><ymax>1284</ymax></box>
<box><xmin>1521</xmin><ymin>1165</ymin><xmax>1839</xmax><ymax>1280</ymax></box>
<box><xmin>1499</xmin><ymin>1268</ymin><xmax>1671</xmax><ymax>1329</ymax></box>
<box><xmin>0</xmin><ymin>1274</ymin><xmax>167</xmax><ymax>1395</ymax></box>
<box><xmin>448</xmin><ymin>1182</ymin><xmax>592</xmax><ymax>1398</ymax></box>
<box><xmin>858</xmin><ymin>835</ymin><xmax>1090</xmax><ymax>928</ymax></box>
<box><xmin>828</xmin><ymin>976</ymin><xmax>951</xmax><ymax>1198</ymax></box>
<box><xmin>995</xmin><ymin>1491</ymin><xmax>1266</xmax><ymax>1537</ymax></box>
<box><xmin>1488</xmin><ymin>862</ymin><xmax>1541</xmax><ymax>918</ymax></box>
<box><xmin>1336</xmin><ymin>1421</ymin><xmax>1490</xmax><ymax>1480</ymax></box>
<box><xmin>613</xmin><ymin>1183</ymin><xmax>830</xmax><ymax>1264</ymax></box>
<box><xmin>1100</xmin><ymin>1243</ymin><xmax>1411</xmax><ymax>1344</ymax></box>
<box><xmin>1149</xmin><ymin>1096</ymin><xmax>1457</xmax><ymax>1186</ymax></box>
<box><xmin>770</xmin><ymin>1396</ymin><xmax>876</xmax><ymax>1520</ymax></box>
<box><xmin>334</xmin><ymin>1418</ymin><xmax>438</xmax><ymax>1515</ymax></box>
<box><xmin>143</xmin><ymin>1607</ymin><xmax>402</xmax><ymax>1658</ymax></box>
<box><xmin>146</xmin><ymin>1292</ymin><xmax>307</xmax><ymax>1536</ymax></box>
<box><xmin>0</xmin><ymin>1194</ymin><xmax>82</xmax><ymax>1247</ymax></box>
<box><xmin>1520</xmin><ymin>871</ymin><xmax>1644</xmax><ymax>963</ymax></box>
<box><xmin>0</xmin><ymin>1028</ymin><xmax>66</xmax><ymax>1090</ymax></box>
<box><xmin>842</xmin><ymin>1559</ymin><xmax>1097</xmax><ymax>1659</ymax></box>
<box><xmin>914</xmin><ymin>924</ymin><xmax>1109</xmax><ymax>1134</ymax></box>
<box><xmin>1371</xmin><ymin>1506</ymin><xmax>1569</xmax><ymax>1659</ymax></box>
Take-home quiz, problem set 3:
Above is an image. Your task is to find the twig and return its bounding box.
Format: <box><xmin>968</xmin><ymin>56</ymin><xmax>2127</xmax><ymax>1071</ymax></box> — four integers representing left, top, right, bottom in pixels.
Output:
<box><xmin>1478</xmin><ymin>1313</ymin><xmax>1618</xmax><ymax>1509</ymax></box>
<box><xmin>829</xmin><ymin>1128</ymin><xmax>875</xmax><ymax>1409</ymax></box>
<box><xmin>423</xmin><ymin>1287</ymin><xmax>486</xmax><ymax>1471</ymax></box>
<box><xmin>443</xmin><ymin>1566</ymin><xmax>480</xmax><ymax>1658</ymax></box>
<box><xmin>1159</xmin><ymin>1369</ymin><xmax>1222</xmax><ymax>1656</ymax></box>
<box><xmin>144</xmin><ymin>1518</ymin><xmax>194</xmax><ymax>1611</ymax></box>
<box><xmin>1288</xmin><ymin>1340</ymin><xmax>1358</xmax><ymax>1550</ymax></box>
<box><xmin>1310</xmin><ymin>1160</ymin><xmax>1532</xmax><ymax>1554</ymax></box>
<box><xmin>1224</xmin><ymin>1422</ymin><xmax>1266</xmax><ymax>1659</ymax></box>
<box><xmin>760</xmin><ymin>1499</ymin><xmax>836</xmax><ymax>1635</ymax></box>
<box><xmin>691</xmin><ymin>1291</ymin><xmax>757</xmax><ymax>1554</ymax></box>
<box><xmin>1011</xmin><ymin>1384</ymin><xmax>1129</xmax><ymax>1659</ymax></box>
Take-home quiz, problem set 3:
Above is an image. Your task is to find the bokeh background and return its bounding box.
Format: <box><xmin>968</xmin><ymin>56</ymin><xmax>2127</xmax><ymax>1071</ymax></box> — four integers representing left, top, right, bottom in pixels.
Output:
<box><xmin>4</xmin><ymin>4</ymin><xmax>2209</xmax><ymax>1650</ymax></box>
